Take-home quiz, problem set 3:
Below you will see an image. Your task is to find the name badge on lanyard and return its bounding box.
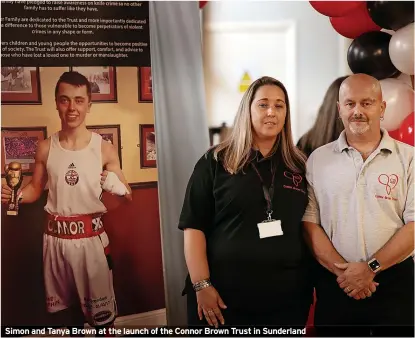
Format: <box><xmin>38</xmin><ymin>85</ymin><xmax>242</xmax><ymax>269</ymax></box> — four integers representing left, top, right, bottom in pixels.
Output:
<box><xmin>258</xmin><ymin>219</ymin><xmax>283</xmax><ymax>239</ymax></box>
<box><xmin>252</xmin><ymin>159</ymin><xmax>284</xmax><ymax>239</ymax></box>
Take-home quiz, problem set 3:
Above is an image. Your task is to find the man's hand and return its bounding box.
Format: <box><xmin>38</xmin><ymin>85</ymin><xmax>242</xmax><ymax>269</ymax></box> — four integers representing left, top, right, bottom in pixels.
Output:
<box><xmin>335</xmin><ymin>262</ymin><xmax>379</xmax><ymax>299</ymax></box>
<box><xmin>100</xmin><ymin>170</ymin><xmax>129</xmax><ymax>196</ymax></box>
<box><xmin>101</xmin><ymin>141</ymin><xmax>132</xmax><ymax>202</ymax></box>
<box><xmin>100</xmin><ymin>170</ymin><xmax>109</xmax><ymax>187</ymax></box>
<box><xmin>1</xmin><ymin>184</ymin><xmax>14</xmax><ymax>203</ymax></box>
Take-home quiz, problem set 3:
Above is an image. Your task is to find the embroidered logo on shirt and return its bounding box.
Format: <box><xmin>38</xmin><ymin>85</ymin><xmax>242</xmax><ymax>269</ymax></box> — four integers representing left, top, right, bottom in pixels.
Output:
<box><xmin>284</xmin><ymin>171</ymin><xmax>303</xmax><ymax>187</ymax></box>
<box><xmin>283</xmin><ymin>171</ymin><xmax>306</xmax><ymax>194</ymax></box>
<box><xmin>65</xmin><ymin>163</ymin><xmax>79</xmax><ymax>186</ymax></box>
<box><xmin>378</xmin><ymin>174</ymin><xmax>398</xmax><ymax>195</ymax></box>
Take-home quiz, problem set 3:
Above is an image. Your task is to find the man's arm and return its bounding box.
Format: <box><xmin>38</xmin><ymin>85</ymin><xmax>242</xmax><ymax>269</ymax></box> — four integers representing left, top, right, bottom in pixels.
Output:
<box><xmin>302</xmin><ymin>155</ymin><xmax>347</xmax><ymax>276</ymax></box>
<box><xmin>102</xmin><ymin>141</ymin><xmax>132</xmax><ymax>202</ymax></box>
<box><xmin>371</xmin><ymin>222</ymin><xmax>414</xmax><ymax>271</ymax></box>
<box><xmin>20</xmin><ymin>139</ymin><xmax>49</xmax><ymax>203</ymax></box>
<box><xmin>303</xmin><ymin>221</ymin><xmax>347</xmax><ymax>277</ymax></box>
<box><xmin>374</xmin><ymin>155</ymin><xmax>414</xmax><ymax>271</ymax></box>
<box><xmin>303</xmin><ymin>180</ymin><xmax>348</xmax><ymax>276</ymax></box>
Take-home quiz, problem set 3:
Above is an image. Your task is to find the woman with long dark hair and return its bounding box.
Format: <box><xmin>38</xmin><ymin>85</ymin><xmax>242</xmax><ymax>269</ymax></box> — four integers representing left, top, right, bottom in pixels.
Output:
<box><xmin>297</xmin><ymin>76</ymin><xmax>348</xmax><ymax>157</ymax></box>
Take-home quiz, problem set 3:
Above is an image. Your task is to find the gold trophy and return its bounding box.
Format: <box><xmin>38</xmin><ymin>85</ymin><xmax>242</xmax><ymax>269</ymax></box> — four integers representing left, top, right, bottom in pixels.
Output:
<box><xmin>4</xmin><ymin>162</ymin><xmax>23</xmax><ymax>216</ymax></box>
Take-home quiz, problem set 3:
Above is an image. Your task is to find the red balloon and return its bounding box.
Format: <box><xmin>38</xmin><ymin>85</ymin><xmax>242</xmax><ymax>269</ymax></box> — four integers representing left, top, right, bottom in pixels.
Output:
<box><xmin>309</xmin><ymin>1</ymin><xmax>364</xmax><ymax>17</ymax></box>
<box><xmin>199</xmin><ymin>1</ymin><xmax>207</xmax><ymax>9</ymax></box>
<box><xmin>398</xmin><ymin>112</ymin><xmax>414</xmax><ymax>146</ymax></box>
<box><xmin>389</xmin><ymin>112</ymin><xmax>414</xmax><ymax>146</ymax></box>
<box><xmin>388</xmin><ymin>128</ymin><xmax>401</xmax><ymax>141</ymax></box>
<box><xmin>330</xmin><ymin>5</ymin><xmax>381</xmax><ymax>39</ymax></box>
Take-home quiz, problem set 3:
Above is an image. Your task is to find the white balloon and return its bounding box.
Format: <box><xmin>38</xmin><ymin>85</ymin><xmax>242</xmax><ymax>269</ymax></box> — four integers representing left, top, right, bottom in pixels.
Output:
<box><xmin>389</xmin><ymin>23</ymin><xmax>414</xmax><ymax>75</ymax></box>
<box><xmin>380</xmin><ymin>78</ymin><xmax>414</xmax><ymax>131</ymax></box>
<box><xmin>397</xmin><ymin>73</ymin><xmax>413</xmax><ymax>86</ymax></box>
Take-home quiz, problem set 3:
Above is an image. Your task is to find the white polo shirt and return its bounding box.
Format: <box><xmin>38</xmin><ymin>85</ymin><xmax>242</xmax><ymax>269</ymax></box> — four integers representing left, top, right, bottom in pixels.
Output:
<box><xmin>302</xmin><ymin>129</ymin><xmax>414</xmax><ymax>263</ymax></box>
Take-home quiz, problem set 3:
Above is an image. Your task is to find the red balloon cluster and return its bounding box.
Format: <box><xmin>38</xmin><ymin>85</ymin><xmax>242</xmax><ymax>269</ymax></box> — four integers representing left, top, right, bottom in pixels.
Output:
<box><xmin>388</xmin><ymin>112</ymin><xmax>414</xmax><ymax>146</ymax></box>
<box><xmin>309</xmin><ymin>1</ymin><xmax>362</xmax><ymax>17</ymax></box>
<box><xmin>330</xmin><ymin>5</ymin><xmax>381</xmax><ymax>39</ymax></box>
<box><xmin>309</xmin><ymin>1</ymin><xmax>381</xmax><ymax>39</ymax></box>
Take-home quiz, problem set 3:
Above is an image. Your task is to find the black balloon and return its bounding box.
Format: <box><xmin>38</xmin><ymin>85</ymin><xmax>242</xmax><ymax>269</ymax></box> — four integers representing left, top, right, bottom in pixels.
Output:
<box><xmin>367</xmin><ymin>1</ymin><xmax>414</xmax><ymax>31</ymax></box>
<box><xmin>347</xmin><ymin>31</ymin><xmax>400</xmax><ymax>80</ymax></box>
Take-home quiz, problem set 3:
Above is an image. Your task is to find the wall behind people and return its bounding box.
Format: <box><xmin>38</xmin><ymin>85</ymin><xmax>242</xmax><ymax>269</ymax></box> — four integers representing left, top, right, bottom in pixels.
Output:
<box><xmin>203</xmin><ymin>1</ymin><xmax>349</xmax><ymax>141</ymax></box>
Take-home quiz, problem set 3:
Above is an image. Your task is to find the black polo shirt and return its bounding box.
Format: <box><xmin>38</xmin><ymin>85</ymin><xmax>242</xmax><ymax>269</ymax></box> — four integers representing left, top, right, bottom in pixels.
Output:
<box><xmin>179</xmin><ymin>148</ymin><xmax>313</xmax><ymax>311</ymax></box>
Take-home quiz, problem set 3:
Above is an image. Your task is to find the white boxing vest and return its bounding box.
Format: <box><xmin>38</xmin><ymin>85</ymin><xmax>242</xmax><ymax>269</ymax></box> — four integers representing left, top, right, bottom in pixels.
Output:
<box><xmin>44</xmin><ymin>132</ymin><xmax>107</xmax><ymax>217</ymax></box>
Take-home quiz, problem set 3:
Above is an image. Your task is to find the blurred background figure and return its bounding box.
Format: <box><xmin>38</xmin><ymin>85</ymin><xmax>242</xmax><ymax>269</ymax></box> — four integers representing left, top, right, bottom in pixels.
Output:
<box><xmin>297</xmin><ymin>76</ymin><xmax>348</xmax><ymax>157</ymax></box>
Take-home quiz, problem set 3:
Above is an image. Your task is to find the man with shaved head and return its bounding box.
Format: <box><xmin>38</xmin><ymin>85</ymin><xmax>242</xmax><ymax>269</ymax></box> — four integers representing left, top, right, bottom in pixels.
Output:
<box><xmin>302</xmin><ymin>74</ymin><xmax>414</xmax><ymax>336</ymax></box>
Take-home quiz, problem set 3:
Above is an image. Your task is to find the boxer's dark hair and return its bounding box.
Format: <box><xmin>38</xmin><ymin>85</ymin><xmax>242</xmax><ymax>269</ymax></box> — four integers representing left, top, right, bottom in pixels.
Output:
<box><xmin>55</xmin><ymin>71</ymin><xmax>92</xmax><ymax>101</ymax></box>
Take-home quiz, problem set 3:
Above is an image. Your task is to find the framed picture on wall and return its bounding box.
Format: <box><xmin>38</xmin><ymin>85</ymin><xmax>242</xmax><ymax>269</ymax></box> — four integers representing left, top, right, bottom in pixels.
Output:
<box><xmin>70</xmin><ymin>66</ymin><xmax>117</xmax><ymax>103</ymax></box>
<box><xmin>1</xmin><ymin>126</ymin><xmax>47</xmax><ymax>177</ymax></box>
<box><xmin>1</xmin><ymin>67</ymin><xmax>42</xmax><ymax>105</ymax></box>
<box><xmin>138</xmin><ymin>67</ymin><xmax>153</xmax><ymax>102</ymax></box>
<box><xmin>139</xmin><ymin>124</ymin><xmax>156</xmax><ymax>168</ymax></box>
<box><xmin>86</xmin><ymin>124</ymin><xmax>122</xmax><ymax>168</ymax></box>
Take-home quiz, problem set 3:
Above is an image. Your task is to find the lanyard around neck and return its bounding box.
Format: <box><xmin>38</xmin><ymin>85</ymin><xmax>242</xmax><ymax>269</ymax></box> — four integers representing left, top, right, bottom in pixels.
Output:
<box><xmin>251</xmin><ymin>159</ymin><xmax>276</xmax><ymax>220</ymax></box>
